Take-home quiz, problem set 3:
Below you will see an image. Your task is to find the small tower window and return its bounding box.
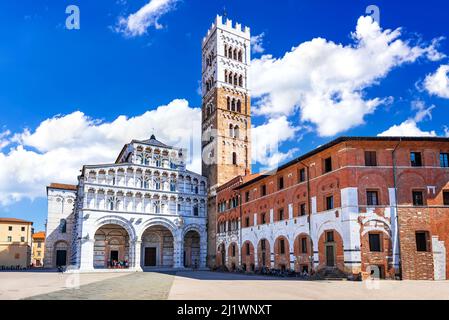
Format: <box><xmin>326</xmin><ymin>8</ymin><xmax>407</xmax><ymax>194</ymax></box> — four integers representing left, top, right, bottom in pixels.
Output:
<box><xmin>227</xmin><ymin>97</ymin><xmax>231</xmax><ymax>110</ymax></box>
<box><xmin>228</xmin><ymin>47</ymin><xmax>233</xmax><ymax>58</ymax></box>
<box><xmin>232</xmin><ymin>152</ymin><xmax>237</xmax><ymax>165</ymax></box>
<box><xmin>228</xmin><ymin>72</ymin><xmax>233</xmax><ymax>84</ymax></box>
<box><xmin>229</xmin><ymin>124</ymin><xmax>234</xmax><ymax>137</ymax></box>
<box><xmin>224</xmin><ymin>70</ymin><xmax>228</xmax><ymax>83</ymax></box>
<box><xmin>231</xmin><ymin>99</ymin><xmax>236</xmax><ymax>112</ymax></box>
<box><xmin>224</xmin><ymin>44</ymin><xmax>228</xmax><ymax>57</ymax></box>
<box><xmin>60</xmin><ymin>219</ymin><xmax>67</xmax><ymax>233</ymax></box>
<box><xmin>233</xmin><ymin>74</ymin><xmax>238</xmax><ymax>85</ymax></box>
<box><xmin>237</xmin><ymin>100</ymin><xmax>242</xmax><ymax>113</ymax></box>
<box><xmin>234</xmin><ymin>126</ymin><xmax>240</xmax><ymax>139</ymax></box>
<box><xmin>238</xmin><ymin>50</ymin><xmax>242</xmax><ymax>62</ymax></box>
<box><xmin>233</xmin><ymin>49</ymin><xmax>237</xmax><ymax>60</ymax></box>
<box><xmin>239</xmin><ymin>75</ymin><xmax>243</xmax><ymax>87</ymax></box>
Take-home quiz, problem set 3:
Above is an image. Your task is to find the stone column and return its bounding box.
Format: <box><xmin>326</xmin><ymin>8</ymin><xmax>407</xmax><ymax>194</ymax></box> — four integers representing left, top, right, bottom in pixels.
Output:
<box><xmin>79</xmin><ymin>239</ymin><xmax>95</xmax><ymax>272</ymax></box>
<box><xmin>132</xmin><ymin>240</ymin><xmax>143</xmax><ymax>271</ymax></box>
<box><xmin>173</xmin><ymin>231</ymin><xmax>184</xmax><ymax>268</ymax></box>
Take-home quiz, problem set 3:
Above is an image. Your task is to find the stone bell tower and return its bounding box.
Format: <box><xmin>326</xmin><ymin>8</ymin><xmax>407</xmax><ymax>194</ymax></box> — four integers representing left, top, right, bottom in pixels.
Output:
<box><xmin>201</xmin><ymin>15</ymin><xmax>252</xmax><ymax>267</ymax></box>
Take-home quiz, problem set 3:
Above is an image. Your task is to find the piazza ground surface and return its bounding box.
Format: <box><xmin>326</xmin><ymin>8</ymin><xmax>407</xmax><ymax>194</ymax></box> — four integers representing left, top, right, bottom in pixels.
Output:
<box><xmin>1</xmin><ymin>271</ymin><xmax>449</xmax><ymax>300</ymax></box>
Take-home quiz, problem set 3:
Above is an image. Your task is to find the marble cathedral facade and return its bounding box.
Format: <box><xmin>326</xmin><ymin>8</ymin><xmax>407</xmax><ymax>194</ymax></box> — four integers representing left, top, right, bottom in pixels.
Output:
<box><xmin>44</xmin><ymin>135</ymin><xmax>207</xmax><ymax>271</ymax></box>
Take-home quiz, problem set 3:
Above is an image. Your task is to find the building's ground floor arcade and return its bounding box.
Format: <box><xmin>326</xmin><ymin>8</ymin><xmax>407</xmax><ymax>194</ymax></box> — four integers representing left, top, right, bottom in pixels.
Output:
<box><xmin>76</xmin><ymin>216</ymin><xmax>206</xmax><ymax>271</ymax></box>
<box><xmin>216</xmin><ymin>228</ymin><xmax>395</xmax><ymax>279</ymax></box>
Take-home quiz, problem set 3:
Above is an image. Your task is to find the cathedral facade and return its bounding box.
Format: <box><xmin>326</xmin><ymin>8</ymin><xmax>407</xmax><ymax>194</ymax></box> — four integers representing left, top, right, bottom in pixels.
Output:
<box><xmin>45</xmin><ymin>136</ymin><xmax>207</xmax><ymax>271</ymax></box>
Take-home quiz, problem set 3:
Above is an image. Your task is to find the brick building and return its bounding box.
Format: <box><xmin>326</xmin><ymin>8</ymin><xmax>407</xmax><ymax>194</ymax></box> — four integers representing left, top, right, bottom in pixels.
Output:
<box><xmin>213</xmin><ymin>137</ymin><xmax>449</xmax><ymax>280</ymax></box>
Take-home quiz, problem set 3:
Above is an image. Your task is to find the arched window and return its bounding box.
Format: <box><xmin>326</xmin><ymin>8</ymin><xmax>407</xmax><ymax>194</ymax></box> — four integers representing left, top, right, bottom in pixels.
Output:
<box><xmin>193</xmin><ymin>205</ymin><xmax>199</xmax><ymax>216</ymax></box>
<box><xmin>224</xmin><ymin>70</ymin><xmax>228</xmax><ymax>83</ymax></box>
<box><xmin>232</xmin><ymin>152</ymin><xmax>237</xmax><ymax>165</ymax></box>
<box><xmin>234</xmin><ymin>74</ymin><xmax>238</xmax><ymax>85</ymax></box>
<box><xmin>224</xmin><ymin>44</ymin><xmax>228</xmax><ymax>57</ymax></box>
<box><xmin>60</xmin><ymin>219</ymin><xmax>67</xmax><ymax>233</ymax></box>
<box><xmin>231</xmin><ymin>98</ymin><xmax>236</xmax><ymax>112</ymax></box>
<box><xmin>229</xmin><ymin>124</ymin><xmax>234</xmax><ymax>137</ymax></box>
<box><xmin>238</xmin><ymin>50</ymin><xmax>242</xmax><ymax>62</ymax></box>
<box><xmin>239</xmin><ymin>75</ymin><xmax>243</xmax><ymax>87</ymax></box>
<box><xmin>228</xmin><ymin>47</ymin><xmax>233</xmax><ymax>58</ymax></box>
<box><xmin>227</xmin><ymin>97</ymin><xmax>231</xmax><ymax>110</ymax></box>
<box><xmin>228</xmin><ymin>72</ymin><xmax>233</xmax><ymax>84</ymax></box>
<box><xmin>237</xmin><ymin>100</ymin><xmax>241</xmax><ymax>113</ymax></box>
<box><xmin>233</xmin><ymin>49</ymin><xmax>237</xmax><ymax>60</ymax></box>
<box><xmin>234</xmin><ymin>126</ymin><xmax>240</xmax><ymax>139</ymax></box>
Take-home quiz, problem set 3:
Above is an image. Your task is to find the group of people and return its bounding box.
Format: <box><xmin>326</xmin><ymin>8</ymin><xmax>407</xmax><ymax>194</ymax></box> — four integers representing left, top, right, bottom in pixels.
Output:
<box><xmin>109</xmin><ymin>260</ymin><xmax>129</xmax><ymax>269</ymax></box>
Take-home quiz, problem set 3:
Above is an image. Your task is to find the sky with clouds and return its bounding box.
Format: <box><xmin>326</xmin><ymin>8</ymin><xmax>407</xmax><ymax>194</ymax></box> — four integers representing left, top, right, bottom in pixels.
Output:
<box><xmin>0</xmin><ymin>0</ymin><xmax>448</xmax><ymax>231</ymax></box>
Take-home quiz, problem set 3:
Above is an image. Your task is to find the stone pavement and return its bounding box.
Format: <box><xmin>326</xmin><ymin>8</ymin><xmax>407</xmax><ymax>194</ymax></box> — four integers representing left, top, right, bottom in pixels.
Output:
<box><xmin>2</xmin><ymin>270</ymin><xmax>449</xmax><ymax>300</ymax></box>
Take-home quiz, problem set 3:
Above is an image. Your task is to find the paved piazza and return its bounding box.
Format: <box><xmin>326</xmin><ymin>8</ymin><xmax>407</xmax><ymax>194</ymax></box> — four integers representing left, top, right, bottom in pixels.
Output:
<box><xmin>1</xmin><ymin>271</ymin><xmax>449</xmax><ymax>300</ymax></box>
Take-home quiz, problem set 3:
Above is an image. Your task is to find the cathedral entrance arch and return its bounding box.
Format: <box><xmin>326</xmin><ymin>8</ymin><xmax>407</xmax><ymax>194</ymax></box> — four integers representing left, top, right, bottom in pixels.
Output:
<box><xmin>141</xmin><ymin>225</ymin><xmax>174</xmax><ymax>268</ymax></box>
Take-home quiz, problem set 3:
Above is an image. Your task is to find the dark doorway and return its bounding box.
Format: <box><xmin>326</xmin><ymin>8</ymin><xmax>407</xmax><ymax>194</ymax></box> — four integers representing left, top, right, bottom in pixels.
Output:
<box><xmin>110</xmin><ymin>250</ymin><xmax>119</xmax><ymax>262</ymax></box>
<box><xmin>325</xmin><ymin>245</ymin><xmax>335</xmax><ymax>267</ymax></box>
<box><xmin>56</xmin><ymin>250</ymin><xmax>67</xmax><ymax>267</ymax></box>
<box><xmin>144</xmin><ymin>247</ymin><xmax>157</xmax><ymax>267</ymax></box>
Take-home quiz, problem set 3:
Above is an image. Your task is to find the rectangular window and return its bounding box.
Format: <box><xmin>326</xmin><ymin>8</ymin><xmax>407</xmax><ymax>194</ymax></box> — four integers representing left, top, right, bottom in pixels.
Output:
<box><xmin>7</xmin><ymin>236</ymin><xmax>12</xmax><ymax>242</ymax></box>
<box><xmin>261</xmin><ymin>213</ymin><xmax>266</xmax><ymax>224</ymax></box>
<box><xmin>299</xmin><ymin>203</ymin><xmax>306</xmax><ymax>216</ymax></box>
<box><xmin>301</xmin><ymin>237</ymin><xmax>307</xmax><ymax>254</ymax></box>
<box><xmin>8</xmin><ymin>226</ymin><xmax>12</xmax><ymax>231</ymax></box>
<box><xmin>444</xmin><ymin>191</ymin><xmax>449</xmax><ymax>206</ymax></box>
<box><xmin>20</xmin><ymin>236</ymin><xmax>25</xmax><ymax>242</ymax></box>
<box><xmin>412</xmin><ymin>191</ymin><xmax>424</xmax><ymax>206</ymax></box>
<box><xmin>365</xmin><ymin>151</ymin><xmax>377</xmax><ymax>166</ymax></box>
<box><xmin>38</xmin><ymin>242</ymin><xmax>42</xmax><ymax>248</ymax></box>
<box><xmin>416</xmin><ymin>231</ymin><xmax>429</xmax><ymax>252</ymax></box>
<box><xmin>280</xmin><ymin>239</ymin><xmax>285</xmax><ymax>254</ymax></box>
<box><xmin>245</xmin><ymin>217</ymin><xmax>250</xmax><ymax>227</ymax></box>
<box><xmin>326</xmin><ymin>231</ymin><xmax>334</xmax><ymax>242</ymax></box>
<box><xmin>441</xmin><ymin>153</ymin><xmax>449</xmax><ymax>168</ymax></box>
<box><xmin>326</xmin><ymin>195</ymin><xmax>334</xmax><ymax>210</ymax></box>
<box><xmin>261</xmin><ymin>185</ymin><xmax>266</xmax><ymax>197</ymax></box>
<box><xmin>324</xmin><ymin>157</ymin><xmax>332</xmax><ymax>173</ymax></box>
<box><xmin>246</xmin><ymin>243</ymin><xmax>250</xmax><ymax>256</ymax></box>
<box><xmin>21</xmin><ymin>227</ymin><xmax>25</xmax><ymax>232</ymax></box>
<box><xmin>278</xmin><ymin>176</ymin><xmax>284</xmax><ymax>190</ymax></box>
<box><xmin>411</xmin><ymin>152</ymin><xmax>422</xmax><ymax>167</ymax></box>
<box><xmin>232</xmin><ymin>245</ymin><xmax>236</xmax><ymax>257</ymax></box>
<box><xmin>369</xmin><ymin>233</ymin><xmax>381</xmax><ymax>252</ymax></box>
<box><xmin>278</xmin><ymin>208</ymin><xmax>284</xmax><ymax>221</ymax></box>
<box><xmin>298</xmin><ymin>168</ymin><xmax>306</xmax><ymax>183</ymax></box>
<box><xmin>245</xmin><ymin>191</ymin><xmax>250</xmax><ymax>202</ymax></box>
<box><xmin>366</xmin><ymin>190</ymin><xmax>379</xmax><ymax>206</ymax></box>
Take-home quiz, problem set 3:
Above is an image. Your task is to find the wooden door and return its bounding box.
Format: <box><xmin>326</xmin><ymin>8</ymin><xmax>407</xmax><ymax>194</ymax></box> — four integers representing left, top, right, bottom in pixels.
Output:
<box><xmin>144</xmin><ymin>247</ymin><xmax>157</xmax><ymax>267</ymax></box>
<box><xmin>56</xmin><ymin>250</ymin><xmax>67</xmax><ymax>266</ymax></box>
<box><xmin>326</xmin><ymin>245</ymin><xmax>335</xmax><ymax>267</ymax></box>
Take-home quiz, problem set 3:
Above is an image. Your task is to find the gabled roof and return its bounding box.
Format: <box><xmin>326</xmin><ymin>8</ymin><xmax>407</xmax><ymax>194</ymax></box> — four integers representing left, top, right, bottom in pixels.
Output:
<box><xmin>135</xmin><ymin>134</ymin><xmax>169</xmax><ymax>148</ymax></box>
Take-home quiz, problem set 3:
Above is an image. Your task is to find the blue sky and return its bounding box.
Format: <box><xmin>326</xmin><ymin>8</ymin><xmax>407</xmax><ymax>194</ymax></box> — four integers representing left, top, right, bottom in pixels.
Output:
<box><xmin>0</xmin><ymin>0</ymin><xmax>448</xmax><ymax>232</ymax></box>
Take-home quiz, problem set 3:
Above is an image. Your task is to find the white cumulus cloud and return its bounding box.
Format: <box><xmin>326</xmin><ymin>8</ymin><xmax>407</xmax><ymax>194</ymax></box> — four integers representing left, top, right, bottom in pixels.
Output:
<box><xmin>114</xmin><ymin>0</ymin><xmax>178</xmax><ymax>37</ymax></box>
<box><xmin>251</xmin><ymin>116</ymin><xmax>300</xmax><ymax>170</ymax></box>
<box><xmin>250</xmin><ymin>16</ymin><xmax>444</xmax><ymax>137</ymax></box>
<box><xmin>378</xmin><ymin>100</ymin><xmax>437</xmax><ymax>137</ymax></box>
<box><xmin>424</xmin><ymin>64</ymin><xmax>449</xmax><ymax>99</ymax></box>
<box><xmin>251</xmin><ymin>32</ymin><xmax>265</xmax><ymax>54</ymax></box>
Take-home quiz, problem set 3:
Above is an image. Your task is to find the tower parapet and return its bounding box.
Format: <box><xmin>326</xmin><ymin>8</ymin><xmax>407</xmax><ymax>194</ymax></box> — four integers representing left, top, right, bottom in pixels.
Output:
<box><xmin>202</xmin><ymin>15</ymin><xmax>251</xmax><ymax>47</ymax></box>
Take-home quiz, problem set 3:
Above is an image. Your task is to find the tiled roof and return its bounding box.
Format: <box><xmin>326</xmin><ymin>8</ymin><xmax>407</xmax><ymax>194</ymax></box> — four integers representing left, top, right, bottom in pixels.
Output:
<box><xmin>136</xmin><ymin>134</ymin><xmax>168</xmax><ymax>148</ymax></box>
<box><xmin>32</xmin><ymin>231</ymin><xmax>45</xmax><ymax>239</ymax></box>
<box><xmin>48</xmin><ymin>183</ymin><xmax>77</xmax><ymax>191</ymax></box>
<box><xmin>0</xmin><ymin>217</ymin><xmax>33</xmax><ymax>224</ymax></box>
